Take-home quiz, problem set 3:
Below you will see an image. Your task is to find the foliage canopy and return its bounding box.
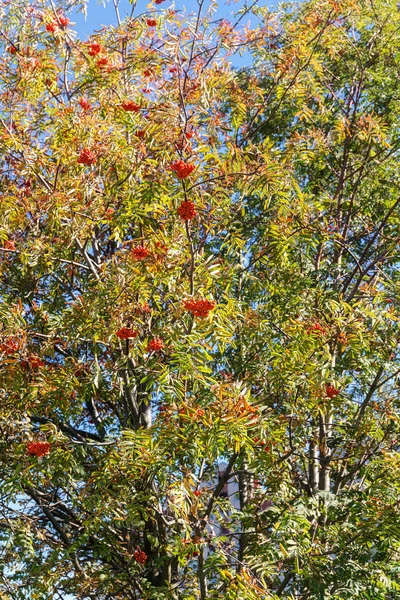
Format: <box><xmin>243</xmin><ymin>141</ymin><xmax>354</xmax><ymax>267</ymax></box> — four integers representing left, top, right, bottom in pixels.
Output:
<box><xmin>0</xmin><ymin>0</ymin><xmax>400</xmax><ymax>598</ymax></box>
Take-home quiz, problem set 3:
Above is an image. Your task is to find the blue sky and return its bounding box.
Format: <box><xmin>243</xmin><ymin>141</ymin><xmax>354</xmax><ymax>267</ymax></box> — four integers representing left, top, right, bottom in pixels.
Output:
<box><xmin>72</xmin><ymin>0</ymin><xmax>259</xmax><ymax>36</ymax></box>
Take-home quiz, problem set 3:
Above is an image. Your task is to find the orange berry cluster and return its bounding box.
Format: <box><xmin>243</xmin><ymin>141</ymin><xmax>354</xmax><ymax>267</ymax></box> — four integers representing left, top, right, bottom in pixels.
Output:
<box><xmin>177</xmin><ymin>200</ymin><xmax>196</xmax><ymax>220</ymax></box>
<box><xmin>78</xmin><ymin>98</ymin><xmax>92</xmax><ymax>111</ymax></box>
<box><xmin>147</xmin><ymin>337</ymin><xmax>164</xmax><ymax>352</ymax></box>
<box><xmin>116</xmin><ymin>328</ymin><xmax>139</xmax><ymax>339</ymax></box>
<box><xmin>77</xmin><ymin>148</ymin><xmax>96</xmax><ymax>166</ymax></box>
<box><xmin>27</xmin><ymin>441</ymin><xmax>51</xmax><ymax>457</ymax></box>
<box><xmin>183</xmin><ymin>299</ymin><xmax>216</xmax><ymax>318</ymax></box>
<box><xmin>133</xmin><ymin>549</ymin><xmax>147</xmax><ymax>564</ymax></box>
<box><xmin>131</xmin><ymin>246</ymin><xmax>150</xmax><ymax>260</ymax></box>
<box><xmin>325</xmin><ymin>385</ymin><xmax>340</xmax><ymax>398</ymax></box>
<box><xmin>21</xmin><ymin>356</ymin><xmax>45</xmax><ymax>370</ymax></box>
<box><xmin>0</xmin><ymin>339</ymin><xmax>20</xmax><ymax>355</ymax></box>
<box><xmin>307</xmin><ymin>322</ymin><xmax>326</xmax><ymax>336</ymax></box>
<box><xmin>86</xmin><ymin>43</ymin><xmax>102</xmax><ymax>56</ymax></box>
<box><xmin>121</xmin><ymin>101</ymin><xmax>141</xmax><ymax>112</ymax></box>
<box><xmin>46</xmin><ymin>16</ymin><xmax>69</xmax><ymax>33</ymax></box>
<box><xmin>170</xmin><ymin>160</ymin><xmax>196</xmax><ymax>179</ymax></box>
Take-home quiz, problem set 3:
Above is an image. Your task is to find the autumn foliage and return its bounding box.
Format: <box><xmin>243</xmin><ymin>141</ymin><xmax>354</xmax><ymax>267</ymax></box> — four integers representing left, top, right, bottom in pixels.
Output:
<box><xmin>1</xmin><ymin>0</ymin><xmax>400</xmax><ymax>598</ymax></box>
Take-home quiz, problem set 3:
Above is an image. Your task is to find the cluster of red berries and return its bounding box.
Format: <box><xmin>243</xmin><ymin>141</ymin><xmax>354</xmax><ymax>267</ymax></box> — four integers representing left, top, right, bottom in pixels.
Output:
<box><xmin>147</xmin><ymin>337</ymin><xmax>164</xmax><ymax>352</ymax></box>
<box><xmin>325</xmin><ymin>385</ymin><xmax>340</xmax><ymax>399</ymax></box>
<box><xmin>21</xmin><ymin>356</ymin><xmax>45</xmax><ymax>370</ymax></box>
<box><xmin>86</xmin><ymin>43</ymin><xmax>103</xmax><ymax>56</ymax></box>
<box><xmin>0</xmin><ymin>339</ymin><xmax>20</xmax><ymax>355</ymax></box>
<box><xmin>46</xmin><ymin>16</ymin><xmax>69</xmax><ymax>32</ymax></box>
<box><xmin>133</xmin><ymin>549</ymin><xmax>147</xmax><ymax>564</ymax></box>
<box><xmin>7</xmin><ymin>45</ymin><xmax>18</xmax><ymax>54</ymax></box>
<box><xmin>27</xmin><ymin>441</ymin><xmax>51</xmax><ymax>457</ymax></box>
<box><xmin>135</xmin><ymin>130</ymin><xmax>145</xmax><ymax>139</ymax></box>
<box><xmin>146</xmin><ymin>18</ymin><xmax>157</xmax><ymax>27</ymax></box>
<box><xmin>46</xmin><ymin>22</ymin><xmax>57</xmax><ymax>33</ymax></box>
<box><xmin>78</xmin><ymin>98</ymin><xmax>92</xmax><ymax>111</ymax></box>
<box><xmin>183</xmin><ymin>299</ymin><xmax>216</xmax><ymax>318</ymax></box>
<box><xmin>131</xmin><ymin>246</ymin><xmax>150</xmax><ymax>260</ymax></box>
<box><xmin>116</xmin><ymin>328</ymin><xmax>139</xmax><ymax>339</ymax></box>
<box><xmin>170</xmin><ymin>160</ymin><xmax>196</xmax><ymax>179</ymax></box>
<box><xmin>3</xmin><ymin>240</ymin><xmax>16</xmax><ymax>250</ymax></box>
<box><xmin>307</xmin><ymin>322</ymin><xmax>326</xmax><ymax>336</ymax></box>
<box><xmin>121</xmin><ymin>101</ymin><xmax>141</xmax><ymax>112</ymax></box>
<box><xmin>177</xmin><ymin>201</ymin><xmax>196</xmax><ymax>220</ymax></box>
<box><xmin>96</xmin><ymin>58</ymin><xmax>109</xmax><ymax>69</ymax></box>
<box><xmin>77</xmin><ymin>148</ymin><xmax>96</xmax><ymax>166</ymax></box>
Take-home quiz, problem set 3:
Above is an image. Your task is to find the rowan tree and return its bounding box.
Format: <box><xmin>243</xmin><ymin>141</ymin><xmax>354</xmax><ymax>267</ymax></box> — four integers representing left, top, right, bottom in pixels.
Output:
<box><xmin>0</xmin><ymin>0</ymin><xmax>399</xmax><ymax>598</ymax></box>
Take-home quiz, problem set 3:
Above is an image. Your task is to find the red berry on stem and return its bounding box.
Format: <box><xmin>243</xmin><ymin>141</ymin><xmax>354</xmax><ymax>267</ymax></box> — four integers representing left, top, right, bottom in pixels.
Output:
<box><xmin>147</xmin><ymin>337</ymin><xmax>164</xmax><ymax>352</ymax></box>
<box><xmin>177</xmin><ymin>201</ymin><xmax>197</xmax><ymax>220</ymax></box>
<box><xmin>133</xmin><ymin>549</ymin><xmax>147</xmax><ymax>564</ymax></box>
<box><xmin>58</xmin><ymin>16</ymin><xmax>70</xmax><ymax>27</ymax></box>
<box><xmin>87</xmin><ymin>43</ymin><xmax>102</xmax><ymax>56</ymax></box>
<box><xmin>78</xmin><ymin>98</ymin><xmax>92</xmax><ymax>111</ymax></box>
<box><xmin>77</xmin><ymin>148</ymin><xmax>96</xmax><ymax>166</ymax></box>
<box><xmin>325</xmin><ymin>384</ymin><xmax>340</xmax><ymax>399</ymax></box>
<box><xmin>46</xmin><ymin>21</ymin><xmax>57</xmax><ymax>33</ymax></box>
<box><xmin>183</xmin><ymin>298</ymin><xmax>216</xmax><ymax>319</ymax></box>
<box><xmin>121</xmin><ymin>101</ymin><xmax>141</xmax><ymax>112</ymax></box>
<box><xmin>131</xmin><ymin>246</ymin><xmax>150</xmax><ymax>260</ymax></box>
<box><xmin>116</xmin><ymin>328</ymin><xmax>139</xmax><ymax>340</ymax></box>
<box><xmin>170</xmin><ymin>160</ymin><xmax>196</xmax><ymax>179</ymax></box>
<box><xmin>27</xmin><ymin>441</ymin><xmax>51</xmax><ymax>457</ymax></box>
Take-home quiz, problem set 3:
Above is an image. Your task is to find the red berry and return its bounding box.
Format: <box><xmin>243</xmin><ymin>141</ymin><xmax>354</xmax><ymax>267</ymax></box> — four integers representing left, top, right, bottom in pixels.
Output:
<box><xmin>78</xmin><ymin>98</ymin><xmax>92</xmax><ymax>111</ymax></box>
<box><xmin>96</xmin><ymin>57</ymin><xmax>109</xmax><ymax>68</ymax></box>
<box><xmin>58</xmin><ymin>15</ymin><xmax>70</xmax><ymax>27</ymax></box>
<box><xmin>177</xmin><ymin>200</ymin><xmax>196</xmax><ymax>220</ymax></box>
<box><xmin>183</xmin><ymin>298</ymin><xmax>216</xmax><ymax>319</ymax></box>
<box><xmin>133</xmin><ymin>549</ymin><xmax>147</xmax><ymax>564</ymax></box>
<box><xmin>193</xmin><ymin>490</ymin><xmax>202</xmax><ymax>497</ymax></box>
<box><xmin>170</xmin><ymin>160</ymin><xmax>196</xmax><ymax>179</ymax></box>
<box><xmin>135</xmin><ymin>130</ymin><xmax>145</xmax><ymax>139</ymax></box>
<box><xmin>28</xmin><ymin>355</ymin><xmax>45</xmax><ymax>369</ymax></box>
<box><xmin>46</xmin><ymin>21</ymin><xmax>57</xmax><ymax>33</ymax></box>
<box><xmin>138</xmin><ymin>303</ymin><xmax>151</xmax><ymax>314</ymax></box>
<box><xmin>121</xmin><ymin>101</ymin><xmax>141</xmax><ymax>112</ymax></box>
<box><xmin>147</xmin><ymin>337</ymin><xmax>164</xmax><ymax>352</ymax></box>
<box><xmin>7</xmin><ymin>45</ymin><xmax>17</xmax><ymax>54</ymax></box>
<box><xmin>77</xmin><ymin>148</ymin><xmax>96</xmax><ymax>166</ymax></box>
<box><xmin>325</xmin><ymin>384</ymin><xmax>340</xmax><ymax>399</ymax></box>
<box><xmin>27</xmin><ymin>441</ymin><xmax>51</xmax><ymax>457</ymax></box>
<box><xmin>0</xmin><ymin>338</ymin><xmax>20</xmax><ymax>355</ymax></box>
<box><xmin>3</xmin><ymin>240</ymin><xmax>16</xmax><ymax>250</ymax></box>
<box><xmin>116</xmin><ymin>328</ymin><xmax>139</xmax><ymax>340</ymax></box>
<box><xmin>146</xmin><ymin>18</ymin><xmax>157</xmax><ymax>27</ymax></box>
<box><xmin>87</xmin><ymin>43</ymin><xmax>102</xmax><ymax>56</ymax></box>
<box><xmin>131</xmin><ymin>246</ymin><xmax>150</xmax><ymax>260</ymax></box>
<box><xmin>306</xmin><ymin>322</ymin><xmax>326</xmax><ymax>336</ymax></box>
